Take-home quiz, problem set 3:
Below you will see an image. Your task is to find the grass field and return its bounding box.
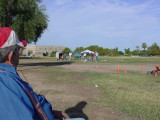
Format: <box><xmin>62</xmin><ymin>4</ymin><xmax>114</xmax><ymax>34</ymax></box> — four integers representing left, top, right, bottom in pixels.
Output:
<box><xmin>41</xmin><ymin>69</ymin><xmax>160</xmax><ymax>120</ymax></box>
<box><xmin>19</xmin><ymin>56</ymin><xmax>160</xmax><ymax>120</ymax></box>
<box><xmin>82</xmin><ymin>72</ymin><xmax>160</xmax><ymax>120</ymax></box>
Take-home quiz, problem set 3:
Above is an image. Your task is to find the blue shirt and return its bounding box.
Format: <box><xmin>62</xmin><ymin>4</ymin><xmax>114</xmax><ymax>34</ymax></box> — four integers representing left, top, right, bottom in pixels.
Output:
<box><xmin>0</xmin><ymin>63</ymin><xmax>55</xmax><ymax>120</ymax></box>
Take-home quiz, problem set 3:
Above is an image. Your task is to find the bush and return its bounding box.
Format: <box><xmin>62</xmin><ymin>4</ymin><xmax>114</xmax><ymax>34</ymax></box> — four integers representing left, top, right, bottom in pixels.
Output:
<box><xmin>50</xmin><ymin>51</ymin><xmax>57</xmax><ymax>57</ymax></box>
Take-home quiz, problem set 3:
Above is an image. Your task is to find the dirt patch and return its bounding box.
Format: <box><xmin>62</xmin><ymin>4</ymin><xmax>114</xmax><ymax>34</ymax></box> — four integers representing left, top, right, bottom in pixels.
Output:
<box><xmin>58</xmin><ymin>63</ymin><xmax>157</xmax><ymax>74</ymax></box>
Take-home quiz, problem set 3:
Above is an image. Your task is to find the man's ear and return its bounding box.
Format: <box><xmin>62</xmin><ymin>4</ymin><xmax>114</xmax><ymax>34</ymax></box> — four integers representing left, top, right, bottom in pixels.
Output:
<box><xmin>7</xmin><ymin>51</ymin><xmax>14</xmax><ymax>65</ymax></box>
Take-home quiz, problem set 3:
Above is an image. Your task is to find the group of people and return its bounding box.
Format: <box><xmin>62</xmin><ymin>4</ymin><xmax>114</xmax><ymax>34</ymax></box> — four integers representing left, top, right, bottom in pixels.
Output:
<box><xmin>59</xmin><ymin>52</ymin><xmax>72</xmax><ymax>61</ymax></box>
<box><xmin>62</xmin><ymin>52</ymin><xmax>99</xmax><ymax>62</ymax></box>
<box><xmin>83</xmin><ymin>52</ymin><xmax>98</xmax><ymax>62</ymax></box>
<box><xmin>0</xmin><ymin>27</ymin><xmax>85</xmax><ymax>120</ymax></box>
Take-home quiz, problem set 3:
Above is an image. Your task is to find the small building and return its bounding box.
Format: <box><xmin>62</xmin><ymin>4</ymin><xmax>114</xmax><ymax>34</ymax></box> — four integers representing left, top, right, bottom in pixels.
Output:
<box><xmin>23</xmin><ymin>45</ymin><xmax>65</xmax><ymax>57</ymax></box>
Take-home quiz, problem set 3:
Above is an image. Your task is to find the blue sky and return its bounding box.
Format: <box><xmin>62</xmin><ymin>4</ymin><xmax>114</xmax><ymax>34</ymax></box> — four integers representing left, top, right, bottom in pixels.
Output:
<box><xmin>34</xmin><ymin>0</ymin><xmax>160</xmax><ymax>51</ymax></box>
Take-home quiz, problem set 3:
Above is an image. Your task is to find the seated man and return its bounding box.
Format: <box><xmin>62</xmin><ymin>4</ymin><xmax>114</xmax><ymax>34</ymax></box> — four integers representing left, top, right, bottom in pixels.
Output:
<box><xmin>0</xmin><ymin>27</ymin><xmax>85</xmax><ymax>120</ymax></box>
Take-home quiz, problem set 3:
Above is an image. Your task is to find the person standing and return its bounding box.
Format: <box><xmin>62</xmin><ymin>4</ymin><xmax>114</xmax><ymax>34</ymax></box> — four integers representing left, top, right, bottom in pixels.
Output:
<box><xmin>83</xmin><ymin>53</ymin><xmax>86</xmax><ymax>59</ymax></box>
<box><xmin>93</xmin><ymin>53</ymin><xmax>96</xmax><ymax>61</ymax></box>
<box><xmin>69</xmin><ymin>52</ymin><xmax>72</xmax><ymax>60</ymax></box>
<box><xmin>95</xmin><ymin>51</ymin><xmax>98</xmax><ymax>62</ymax></box>
<box><xmin>91</xmin><ymin>53</ymin><xmax>94</xmax><ymax>61</ymax></box>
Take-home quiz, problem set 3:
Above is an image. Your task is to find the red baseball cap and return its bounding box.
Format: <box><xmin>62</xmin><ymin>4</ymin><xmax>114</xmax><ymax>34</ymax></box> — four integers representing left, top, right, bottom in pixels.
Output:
<box><xmin>0</xmin><ymin>27</ymin><xmax>27</xmax><ymax>48</ymax></box>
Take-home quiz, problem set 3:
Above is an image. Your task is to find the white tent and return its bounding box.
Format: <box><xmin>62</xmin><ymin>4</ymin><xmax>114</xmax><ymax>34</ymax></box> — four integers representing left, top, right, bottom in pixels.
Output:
<box><xmin>81</xmin><ymin>50</ymin><xmax>94</xmax><ymax>54</ymax></box>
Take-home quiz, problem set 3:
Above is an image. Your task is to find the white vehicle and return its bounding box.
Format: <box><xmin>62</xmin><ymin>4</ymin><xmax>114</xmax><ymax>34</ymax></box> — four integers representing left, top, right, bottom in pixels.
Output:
<box><xmin>56</xmin><ymin>52</ymin><xmax>63</xmax><ymax>60</ymax></box>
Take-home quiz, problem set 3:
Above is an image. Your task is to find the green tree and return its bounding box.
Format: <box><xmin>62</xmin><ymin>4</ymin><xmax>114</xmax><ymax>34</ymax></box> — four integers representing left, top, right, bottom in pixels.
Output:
<box><xmin>118</xmin><ymin>51</ymin><xmax>124</xmax><ymax>56</ymax></box>
<box><xmin>102</xmin><ymin>48</ymin><xmax>111</xmax><ymax>56</ymax></box>
<box><xmin>62</xmin><ymin>47</ymin><xmax>72</xmax><ymax>54</ymax></box>
<box><xmin>140</xmin><ymin>50</ymin><xmax>147</xmax><ymax>56</ymax></box>
<box><xmin>148</xmin><ymin>43</ymin><xmax>160</xmax><ymax>56</ymax></box>
<box><xmin>142</xmin><ymin>43</ymin><xmax>147</xmax><ymax>50</ymax></box>
<box><xmin>97</xmin><ymin>47</ymin><xmax>103</xmax><ymax>55</ymax></box>
<box><xmin>74</xmin><ymin>47</ymin><xmax>84</xmax><ymax>53</ymax></box>
<box><xmin>50</xmin><ymin>51</ymin><xmax>57</xmax><ymax>57</ymax></box>
<box><xmin>132</xmin><ymin>50</ymin><xmax>138</xmax><ymax>55</ymax></box>
<box><xmin>124</xmin><ymin>48</ymin><xmax>131</xmax><ymax>56</ymax></box>
<box><xmin>0</xmin><ymin>0</ymin><xmax>48</xmax><ymax>43</ymax></box>
<box><xmin>85</xmin><ymin>45</ymin><xmax>99</xmax><ymax>51</ymax></box>
<box><xmin>111</xmin><ymin>47</ymin><xmax>119</xmax><ymax>56</ymax></box>
<box><xmin>85</xmin><ymin>45</ymin><xmax>104</xmax><ymax>55</ymax></box>
<box><xmin>136</xmin><ymin>46</ymin><xmax>140</xmax><ymax>55</ymax></box>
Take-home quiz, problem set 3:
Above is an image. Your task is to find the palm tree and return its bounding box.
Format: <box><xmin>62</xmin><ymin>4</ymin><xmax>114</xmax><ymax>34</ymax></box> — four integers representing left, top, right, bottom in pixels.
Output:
<box><xmin>136</xmin><ymin>46</ymin><xmax>140</xmax><ymax>55</ymax></box>
<box><xmin>142</xmin><ymin>43</ymin><xmax>147</xmax><ymax>50</ymax></box>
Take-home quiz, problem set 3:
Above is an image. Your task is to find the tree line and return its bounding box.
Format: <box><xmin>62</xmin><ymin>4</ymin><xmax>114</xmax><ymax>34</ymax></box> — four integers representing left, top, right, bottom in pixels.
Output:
<box><xmin>61</xmin><ymin>42</ymin><xmax>160</xmax><ymax>56</ymax></box>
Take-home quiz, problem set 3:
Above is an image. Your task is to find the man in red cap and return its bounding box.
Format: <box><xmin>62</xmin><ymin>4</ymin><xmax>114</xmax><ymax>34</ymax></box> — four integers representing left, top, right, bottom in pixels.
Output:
<box><xmin>0</xmin><ymin>27</ymin><xmax>85</xmax><ymax>120</ymax></box>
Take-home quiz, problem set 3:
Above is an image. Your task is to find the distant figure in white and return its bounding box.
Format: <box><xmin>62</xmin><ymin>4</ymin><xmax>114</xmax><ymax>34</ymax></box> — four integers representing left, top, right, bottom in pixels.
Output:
<box><xmin>69</xmin><ymin>52</ymin><xmax>72</xmax><ymax>60</ymax></box>
<box><xmin>83</xmin><ymin>53</ymin><xmax>86</xmax><ymax>59</ymax></box>
<box><xmin>95</xmin><ymin>51</ymin><xmax>98</xmax><ymax>62</ymax></box>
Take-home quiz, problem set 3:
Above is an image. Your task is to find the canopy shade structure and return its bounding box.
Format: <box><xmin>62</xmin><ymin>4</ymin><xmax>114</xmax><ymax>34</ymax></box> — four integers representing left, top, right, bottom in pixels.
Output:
<box><xmin>73</xmin><ymin>52</ymin><xmax>81</xmax><ymax>58</ymax></box>
<box><xmin>81</xmin><ymin>50</ymin><xmax>94</xmax><ymax>54</ymax></box>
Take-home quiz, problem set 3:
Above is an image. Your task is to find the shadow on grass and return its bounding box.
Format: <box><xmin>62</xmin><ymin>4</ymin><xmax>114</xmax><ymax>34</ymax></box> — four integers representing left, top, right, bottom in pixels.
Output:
<box><xmin>19</xmin><ymin>57</ymin><xmax>41</xmax><ymax>59</ymax></box>
<box><xmin>65</xmin><ymin>101</ymin><xmax>88</xmax><ymax>120</ymax></box>
<box><xmin>19</xmin><ymin>61</ymin><xmax>73</xmax><ymax>67</ymax></box>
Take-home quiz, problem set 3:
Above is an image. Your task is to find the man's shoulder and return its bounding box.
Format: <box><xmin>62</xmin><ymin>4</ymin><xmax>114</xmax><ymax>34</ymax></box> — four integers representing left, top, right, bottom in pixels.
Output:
<box><xmin>0</xmin><ymin>69</ymin><xmax>20</xmax><ymax>80</ymax></box>
<box><xmin>0</xmin><ymin>70</ymin><xmax>26</xmax><ymax>91</ymax></box>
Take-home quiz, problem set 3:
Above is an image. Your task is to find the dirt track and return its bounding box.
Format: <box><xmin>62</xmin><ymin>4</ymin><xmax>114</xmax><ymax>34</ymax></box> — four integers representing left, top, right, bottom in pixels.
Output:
<box><xmin>58</xmin><ymin>63</ymin><xmax>156</xmax><ymax>73</ymax></box>
<box><xmin>17</xmin><ymin>60</ymin><xmax>156</xmax><ymax>120</ymax></box>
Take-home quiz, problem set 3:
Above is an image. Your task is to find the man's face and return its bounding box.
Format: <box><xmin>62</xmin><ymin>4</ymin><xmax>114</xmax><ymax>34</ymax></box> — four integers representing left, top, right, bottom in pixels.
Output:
<box><xmin>12</xmin><ymin>47</ymin><xmax>20</xmax><ymax>67</ymax></box>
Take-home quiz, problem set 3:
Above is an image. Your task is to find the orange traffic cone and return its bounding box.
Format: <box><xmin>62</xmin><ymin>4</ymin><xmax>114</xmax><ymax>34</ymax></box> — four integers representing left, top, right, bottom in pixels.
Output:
<box><xmin>75</xmin><ymin>63</ymin><xmax>77</xmax><ymax>65</ymax></box>
<box><xmin>154</xmin><ymin>71</ymin><xmax>158</xmax><ymax>77</ymax></box>
<box><xmin>117</xmin><ymin>66</ymin><xmax>120</xmax><ymax>72</ymax></box>
<box><xmin>142</xmin><ymin>66</ymin><xmax>144</xmax><ymax>70</ymax></box>
<box><xmin>95</xmin><ymin>65</ymin><xmax>98</xmax><ymax>69</ymax></box>
<box><xmin>124</xmin><ymin>69</ymin><xmax>127</xmax><ymax>73</ymax></box>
